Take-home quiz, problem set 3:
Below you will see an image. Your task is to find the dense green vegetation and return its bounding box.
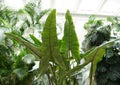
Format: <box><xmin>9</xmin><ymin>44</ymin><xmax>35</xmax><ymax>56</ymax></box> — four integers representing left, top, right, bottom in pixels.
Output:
<box><xmin>0</xmin><ymin>1</ymin><xmax>48</xmax><ymax>85</ymax></box>
<box><xmin>83</xmin><ymin>16</ymin><xmax>120</xmax><ymax>85</ymax></box>
<box><xmin>0</xmin><ymin>1</ymin><xmax>120</xmax><ymax>85</ymax></box>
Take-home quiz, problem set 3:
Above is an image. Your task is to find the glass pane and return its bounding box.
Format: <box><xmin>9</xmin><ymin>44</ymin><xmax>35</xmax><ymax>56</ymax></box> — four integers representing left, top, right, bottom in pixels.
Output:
<box><xmin>101</xmin><ymin>0</ymin><xmax>120</xmax><ymax>12</ymax></box>
<box><xmin>4</xmin><ymin>0</ymin><xmax>24</xmax><ymax>9</ymax></box>
<box><xmin>55</xmin><ymin>0</ymin><xmax>79</xmax><ymax>12</ymax></box>
<box><xmin>78</xmin><ymin>0</ymin><xmax>101</xmax><ymax>11</ymax></box>
<box><xmin>41</xmin><ymin>0</ymin><xmax>51</xmax><ymax>9</ymax></box>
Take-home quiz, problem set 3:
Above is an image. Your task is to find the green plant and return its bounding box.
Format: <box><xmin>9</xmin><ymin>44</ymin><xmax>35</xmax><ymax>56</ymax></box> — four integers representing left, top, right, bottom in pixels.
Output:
<box><xmin>0</xmin><ymin>1</ymin><xmax>49</xmax><ymax>35</ymax></box>
<box><xmin>0</xmin><ymin>1</ymin><xmax>48</xmax><ymax>85</ymax></box>
<box><xmin>84</xmin><ymin>15</ymin><xmax>103</xmax><ymax>31</ymax></box>
<box><xmin>0</xmin><ymin>38</ymin><xmax>36</xmax><ymax>85</ymax></box>
<box><xmin>5</xmin><ymin>9</ymin><xmax>117</xmax><ymax>85</ymax></box>
<box><xmin>83</xmin><ymin>16</ymin><xmax>120</xmax><ymax>85</ymax></box>
<box><xmin>95</xmin><ymin>42</ymin><xmax>120</xmax><ymax>85</ymax></box>
<box><xmin>82</xmin><ymin>15</ymin><xmax>111</xmax><ymax>51</ymax></box>
<box><xmin>0</xmin><ymin>44</ymin><xmax>13</xmax><ymax>85</ymax></box>
<box><xmin>0</xmin><ymin>4</ymin><xmax>19</xmax><ymax>30</ymax></box>
<box><xmin>18</xmin><ymin>1</ymin><xmax>49</xmax><ymax>35</ymax></box>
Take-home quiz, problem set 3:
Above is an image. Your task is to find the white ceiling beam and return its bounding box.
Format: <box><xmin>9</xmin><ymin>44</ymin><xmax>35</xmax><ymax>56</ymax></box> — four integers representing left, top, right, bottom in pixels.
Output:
<box><xmin>56</xmin><ymin>11</ymin><xmax>120</xmax><ymax>18</ymax></box>
<box><xmin>75</xmin><ymin>0</ymin><xmax>82</xmax><ymax>12</ymax></box>
<box><xmin>50</xmin><ymin>0</ymin><xmax>55</xmax><ymax>8</ymax></box>
<box><xmin>114</xmin><ymin>8</ymin><xmax>120</xmax><ymax>16</ymax></box>
<box><xmin>97</xmin><ymin>0</ymin><xmax>108</xmax><ymax>11</ymax></box>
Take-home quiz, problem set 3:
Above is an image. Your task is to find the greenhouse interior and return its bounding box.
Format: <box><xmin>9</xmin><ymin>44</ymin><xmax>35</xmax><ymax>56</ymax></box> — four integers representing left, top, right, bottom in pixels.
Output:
<box><xmin>1</xmin><ymin>0</ymin><xmax>120</xmax><ymax>85</ymax></box>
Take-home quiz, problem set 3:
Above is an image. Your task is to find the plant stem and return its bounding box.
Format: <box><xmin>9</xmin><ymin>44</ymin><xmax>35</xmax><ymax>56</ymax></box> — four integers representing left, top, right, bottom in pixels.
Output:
<box><xmin>46</xmin><ymin>73</ymin><xmax>52</xmax><ymax>85</ymax></box>
<box><xmin>50</xmin><ymin>64</ymin><xmax>58</xmax><ymax>85</ymax></box>
<box><xmin>61</xmin><ymin>58</ymin><xmax>92</xmax><ymax>82</ymax></box>
<box><xmin>89</xmin><ymin>62</ymin><xmax>93</xmax><ymax>85</ymax></box>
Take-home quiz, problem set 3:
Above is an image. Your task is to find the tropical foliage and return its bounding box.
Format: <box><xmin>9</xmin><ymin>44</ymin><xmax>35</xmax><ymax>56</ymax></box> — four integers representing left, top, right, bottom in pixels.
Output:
<box><xmin>83</xmin><ymin>15</ymin><xmax>120</xmax><ymax>85</ymax></box>
<box><xmin>0</xmin><ymin>1</ymin><xmax>48</xmax><ymax>85</ymax></box>
<box><xmin>5</xmin><ymin>9</ymin><xmax>117</xmax><ymax>85</ymax></box>
<box><xmin>0</xmin><ymin>1</ymin><xmax>119</xmax><ymax>84</ymax></box>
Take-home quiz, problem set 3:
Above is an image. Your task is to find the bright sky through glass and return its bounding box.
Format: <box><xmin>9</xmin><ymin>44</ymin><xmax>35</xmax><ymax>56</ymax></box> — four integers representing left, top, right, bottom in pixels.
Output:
<box><xmin>4</xmin><ymin>0</ymin><xmax>24</xmax><ymax>10</ymax></box>
<box><xmin>101</xmin><ymin>0</ymin><xmax>120</xmax><ymax>13</ymax></box>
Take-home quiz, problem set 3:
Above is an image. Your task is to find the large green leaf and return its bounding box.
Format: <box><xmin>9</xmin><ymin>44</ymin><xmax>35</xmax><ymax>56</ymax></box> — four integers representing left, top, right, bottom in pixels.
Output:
<box><xmin>5</xmin><ymin>33</ymin><xmax>42</xmax><ymax>59</ymax></box>
<box><xmin>39</xmin><ymin>9</ymin><xmax>65</xmax><ymax>77</ymax></box>
<box><xmin>87</xmin><ymin>40</ymin><xmax>115</xmax><ymax>85</ymax></box>
<box><xmin>61</xmin><ymin>40</ymin><xmax>116</xmax><ymax>84</ymax></box>
<box><xmin>62</xmin><ymin>10</ymin><xmax>80</xmax><ymax>63</ymax></box>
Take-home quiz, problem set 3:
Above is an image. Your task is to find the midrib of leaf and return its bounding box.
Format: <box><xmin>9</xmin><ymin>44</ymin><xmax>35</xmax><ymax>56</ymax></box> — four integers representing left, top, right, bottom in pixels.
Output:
<box><xmin>68</xmin><ymin>20</ymin><xmax>71</xmax><ymax>51</ymax></box>
<box><xmin>48</xmin><ymin>18</ymin><xmax>53</xmax><ymax>59</ymax></box>
<box><xmin>66</xmin><ymin>19</ymin><xmax>71</xmax><ymax>63</ymax></box>
<box><xmin>49</xmin><ymin>12</ymin><xmax>56</xmax><ymax>58</ymax></box>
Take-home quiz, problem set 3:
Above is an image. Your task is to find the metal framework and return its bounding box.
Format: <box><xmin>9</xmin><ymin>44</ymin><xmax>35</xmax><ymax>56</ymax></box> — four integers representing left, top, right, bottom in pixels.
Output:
<box><xmin>2</xmin><ymin>0</ymin><xmax>120</xmax><ymax>17</ymax></box>
<box><xmin>49</xmin><ymin>0</ymin><xmax>120</xmax><ymax>17</ymax></box>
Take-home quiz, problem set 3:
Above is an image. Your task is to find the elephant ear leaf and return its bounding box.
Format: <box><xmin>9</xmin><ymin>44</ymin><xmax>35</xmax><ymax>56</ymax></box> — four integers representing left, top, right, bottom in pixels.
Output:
<box><xmin>62</xmin><ymin>10</ymin><xmax>80</xmax><ymax>63</ymax></box>
<box><xmin>87</xmin><ymin>40</ymin><xmax>115</xmax><ymax>85</ymax></box>
<box><xmin>60</xmin><ymin>40</ymin><xmax>116</xmax><ymax>84</ymax></box>
<box><xmin>39</xmin><ymin>9</ymin><xmax>65</xmax><ymax>77</ymax></box>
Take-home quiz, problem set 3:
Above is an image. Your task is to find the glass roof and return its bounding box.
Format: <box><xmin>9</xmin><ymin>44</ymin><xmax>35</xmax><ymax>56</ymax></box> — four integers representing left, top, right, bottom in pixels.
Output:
<box><xmin>2</xmin><ymin>0</ymin><xmax>120</xmax><ymax>17</ymax></box>
<box><xmin>101</xmin><ymin>0</ymin><xmax>120</xmax><ymax>13</ymax></box>
<box><xmin>76</xmin><ymin>0</ymin><xmax>101</xmax><ymax>11</ymax></box>
<box><xmin>41</xmin><ymin>0</ymin><xmax>120</xmax><ymax>17</ymax></box>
